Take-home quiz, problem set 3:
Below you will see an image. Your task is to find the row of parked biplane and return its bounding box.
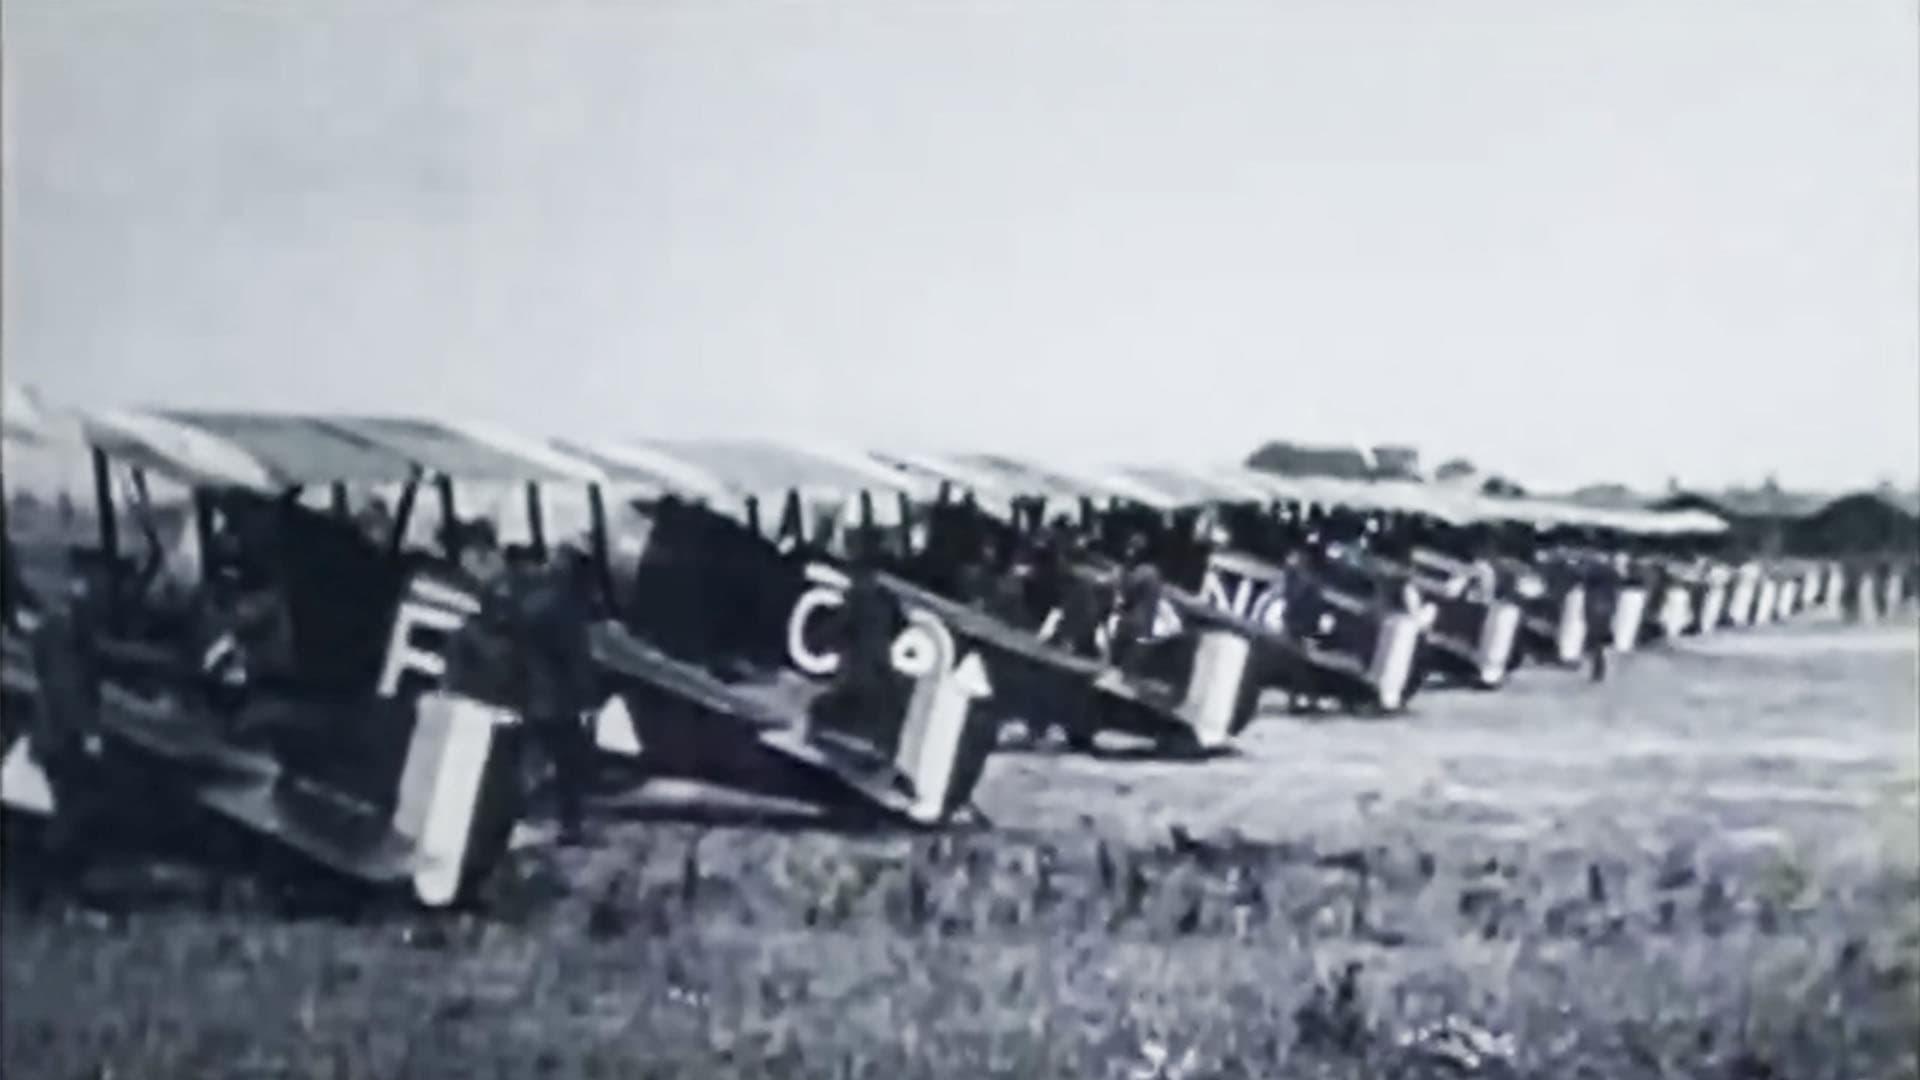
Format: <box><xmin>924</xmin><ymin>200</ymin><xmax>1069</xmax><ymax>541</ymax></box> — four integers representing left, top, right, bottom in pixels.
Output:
<box><xmin>2</xmin><ymin>404</ymin><xmax>1914</xmax><ymax>907</ymax></box>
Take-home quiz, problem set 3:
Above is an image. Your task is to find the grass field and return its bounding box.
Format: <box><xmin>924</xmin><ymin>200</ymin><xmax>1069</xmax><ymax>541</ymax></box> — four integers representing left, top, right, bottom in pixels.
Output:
<box><xmin>5</xmin><ymin>619</ymin><xmax>1917</xmax><ymax>1079</ymax></box>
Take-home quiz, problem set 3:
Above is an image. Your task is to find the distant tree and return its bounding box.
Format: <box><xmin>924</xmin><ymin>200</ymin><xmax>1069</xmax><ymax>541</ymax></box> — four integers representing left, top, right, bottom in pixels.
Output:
<box><xmin>1570</xmin><ymin>483</ymin><xmax>1640</xmax><ymax>507</ymax></box>
<box><xmin>1371</xmin><ymin>445</ymin><xmax>1423</xmax><ymax>481</ymax></box>
<box><xmin>1246</xmin><ymin>441</ymin><xmax>1375</xmax><ymax>481</ymax></box>
<box><xmin>1434</xmin><ymin>458</ymin><xmax>1478</xmax><ymax>482</ymax></box>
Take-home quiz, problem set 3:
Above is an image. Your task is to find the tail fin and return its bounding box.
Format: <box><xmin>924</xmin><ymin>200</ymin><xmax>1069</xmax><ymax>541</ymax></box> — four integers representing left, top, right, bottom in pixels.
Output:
<box><xmin>793</xmin><ymin>580</ymin><xmax>999</xmax><ymax>825</ymax></box>
<box><xmin>591</xmin><ymin>694</ymin><xmax>642</xmax><ymax>757</ymax></box>
<box><xmin>391</xmin><ymin>691</ymin><xmax>521</xmax><ymax>907</ymax></box>
<box><xmin>1556</xmin><ymin>586</ymin><xmax>1588</xmax><ymax>662</ymax></box>
<box><xmin>0</xmin><ymin>735</ymin><xmax>55</xmax><ymax>816</ymax></box>
<box><xmin>1175</xmin><ymin>627</ymin><xmax>1252</xmax><ymax>750</ymax></box>
<box><xmin>1610</xmin><ymin>587</ymin><xmax>1648</xmax><ymax>651</ymax></box>
<box><xmin>1476</xmin><ymin>602</ymin><xmax>1521</xmax><ymax>686</ymax></box>
<box><xmin>1697</xmin><ymin>582</ymin><xmax>1727</xmax><ymax>634</ymax></box>
<box><xmin>376</xmin><ymin>571</ymin><xmax>520</xmax><ymax>907</ymax></box>
<box><xmin>1853</xmin><ymin>571</ymin><xmax>1878</xmax><ymax>620</ymax></box>
<box><xmin>890</xmin><ymin>608</ymin><xmax>995</xmax><ymax>824</ymax></box>
<box><xmin>1657</xmin><ymin>585</ymin><xmax>1692</xmax><ymax>639</ymax></box>
<box><xmin>1734</xmin><ymin>570</ymin><xmax>1761</xmax><ymax>626</ymax></box>
<box><xmin>1368</xmin><ymin>613</ymin><xmax>1421</xmax><ymax>710</ymax></box>
<box><xmin>1823</xmin><ymin>563</ymin><xmax>1846</xmax><ymax>617</ymax></box>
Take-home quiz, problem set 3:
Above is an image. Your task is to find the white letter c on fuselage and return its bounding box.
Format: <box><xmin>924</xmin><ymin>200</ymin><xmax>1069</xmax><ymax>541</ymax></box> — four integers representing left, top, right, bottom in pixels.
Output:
<box><xmin>787</xmin><ymin>586</ymin><xmax>847</xmax><ymax>676</ymax></box>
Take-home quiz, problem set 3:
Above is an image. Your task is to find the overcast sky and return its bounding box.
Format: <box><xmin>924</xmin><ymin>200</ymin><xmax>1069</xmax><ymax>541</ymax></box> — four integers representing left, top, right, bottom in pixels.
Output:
<box><xmin>4</xmin><ymin>0</ymin><xmax>1916</xmax><ymax>492</ymax></box>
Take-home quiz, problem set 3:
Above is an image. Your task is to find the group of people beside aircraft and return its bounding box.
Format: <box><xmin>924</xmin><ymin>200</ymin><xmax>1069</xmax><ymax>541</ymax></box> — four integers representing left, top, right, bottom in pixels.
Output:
<box><xmin>943</xmin><ymin>521</ymin><xmax>1174</xmax><ymax>676</ymax></box>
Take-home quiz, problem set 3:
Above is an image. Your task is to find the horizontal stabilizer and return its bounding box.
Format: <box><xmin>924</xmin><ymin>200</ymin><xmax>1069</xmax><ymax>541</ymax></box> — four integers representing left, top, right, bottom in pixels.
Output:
<box><xmin>874</xmin><ymin>573</ymin><xmax>1097</xmax><ymax>674</ymax></box>
<box><xmin>97</xmin><ymin>685</ymin><xmax>280</xmax><ymax>782</ymax></box>
<box><xmin>590</xmin><ymin>622</ymin><xmax>792</xmax><ymax>732</ymax></box>
<box><xmin>590</xmin><ymin>619</ymin><xmax>964</xmax><ymax>826</ymax></box>
<box><xmin>1</xmin><ymin>737</ymin><xmax>56</xmax><ymax>816</ymax></box>
<box><xmin>197</xmin><ymin>776</ymin><xmax>424</xmax><ymax>884</ymax></box>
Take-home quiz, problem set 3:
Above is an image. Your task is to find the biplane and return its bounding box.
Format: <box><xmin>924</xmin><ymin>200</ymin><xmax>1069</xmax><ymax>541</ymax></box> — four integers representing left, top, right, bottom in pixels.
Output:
<box><xmin>2</xmin><ymin>411</ymin><xmax>1030</xmax><ymax>909</ymax></box>
<box><xmin>1418</xmin><ymin>495</ymin><xmax>1592</xmax><ymax>668</ymax></box>
<box><xmin>571</xmin><ymin>438</ymin><xmax>1255</xmax><ymax>763</ymax></box>
<box><xmin>1472</xmin><ymin>494</ymin><xmax>1728</xmax><ymax>655</ymax></box>
<box><xmin>1812</xmin><ymin>560</ymin><xmax>1848</xmax><ymax>620</ymax></box>
<box><xmin>1542</xmin><ymin>494</ymin><xmax>1752</xmax><ymax>642</ymax></box>
<box><xmin>543</xmin><ymin>436</ymin><xmax>1026</xmax><ymax>817</ymax></box>
<box><xmin>1487</xmin><ymin>501</ymin><xmax>1696</xmax><ymax>653</ymax></box>
<box><xmin>1720</xmin><ymin>561</ymin><xmax>1762</xmax><ymax>628</ymax></box>
<box><xmin>1659</xmin><ymin>559</ymin><xmax>1730</xmax><ymax>637</ymax></box>
<box><xmin>1838</xmin><ymin>557</ymin><xmax>1912</xmax><ymax>623</ymax></box>
<box><xmin>0</xmin><ymin>409</ymin><xmax>612</xmax><ymax>906</ymax></box>
<box><xmin>863</xmin><ymin>450</ymin><xmax>1288</xmax><ymax>739</ymax></box>
<box><xmin>1073</xmin><ymin>461</ymin><xmax>1430</xmax><ymax>711</ymax></box>
<box><xmin>1792</xmin><ymin>560</ymin><xmax>1831</xmax><ymax>618</ymax></box>
<box><xmin>1203</xmin><ymin>468</ymin><xmax>1532</xmax><ymax>691</ymax></box>
<box><xmin>1878</xmin><ymin>560</ymin><xmax>1914</xmax><ymax>617</ymax></box>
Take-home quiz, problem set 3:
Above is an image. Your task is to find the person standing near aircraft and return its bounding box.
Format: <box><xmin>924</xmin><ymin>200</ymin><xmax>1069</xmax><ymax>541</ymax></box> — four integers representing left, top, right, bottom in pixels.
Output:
<box><xmin>807</xmin><ymin>530</ymin><xmax>908</xmax><ymax>751</ymax></box>
<box><xmin>196</xmin><ymin>566</ymin><xmax>256</xmax><ymax>718</ymax></box>
<box><xmin>985</xmin><ymin>553</ymin><xmax>1031</xmax><ymax>626</ymax></box>
<box><xmin>1839</xmin><ymin>558</ymin><xmax>1863</xmax><ymax>622</ymax></box>
<box><xmin>355</xmin><ymin>497</ymin><xmax>395</xmax><ymax>549</ymax></box>
<box><xmin>505</xmin><ymin>542</ymin><xmax>597</xmax><ymax>846</ymax></box>
<box><xmin>955</xmin><ymin>534</ymin><xmax>1000</xmax><ymax>611</ymax></box>
<box><xmin>1034</xmin><ymin>531</ymin><xmax>1104</xmax><ymax>659</ymax></box>
<box><xmin>1582</xmin><ymin>560</ymin><xmax>1615</xmax><ymax>682</ymax></box>
<box><xmin>439</xmin><ymin>526</ymin><xmax>592</xmax><ymax>845</ymax></box>
<box><xmin>27</xmin><ymin>549</ymin><xmax>112</xmax><ymax>892</ymax></box>
<box><xmin>1281</xmin><ymin>545</ymin><xmax>1331</xmax><ymax>643</ymax></box>
<box><xmin>194</xmin><ymin>549</ymin><xmax>297</xmax><ymax>719</ymax></box>
<box><xmin>443</xmin><ymin>522</ymin><xmax>522</xmax><ymax>707</ymax></box>
<box><xmin>1465</xmin><ymin>551</ymin><xmax>1500</xmax><ymax>605</ymax></box>
<box><xmin>1109</xmin><ymin>561</ymin><xmax>1168</xmax><ymax>678</ymax></box>
<box><xmin>2</xmin><ymin>529</ymin><xmax>31</xmax><ymax>633</ymax></box>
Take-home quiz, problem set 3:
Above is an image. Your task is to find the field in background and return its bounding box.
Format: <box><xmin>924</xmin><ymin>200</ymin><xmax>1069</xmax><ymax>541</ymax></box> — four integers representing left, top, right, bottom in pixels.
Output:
<box><xmin>5</xmin><ymin>621</ymin><xmax>1917</xmax><ymax>1079</ymax></box>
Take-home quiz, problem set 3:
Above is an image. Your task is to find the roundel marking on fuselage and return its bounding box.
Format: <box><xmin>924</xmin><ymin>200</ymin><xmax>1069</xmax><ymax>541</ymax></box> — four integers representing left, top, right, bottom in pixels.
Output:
<box><xmin>1251</xmin><ymin>590</ymin><xmax>1289</xmax><ymax>633</ymax></box>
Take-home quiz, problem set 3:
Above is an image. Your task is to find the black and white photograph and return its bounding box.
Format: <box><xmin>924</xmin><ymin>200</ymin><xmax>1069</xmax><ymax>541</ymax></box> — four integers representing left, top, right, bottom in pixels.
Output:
<box><xmin>2</xmin><ymin>1</ymin><xmax>1917</xmax><ymax>1076</ymax></box>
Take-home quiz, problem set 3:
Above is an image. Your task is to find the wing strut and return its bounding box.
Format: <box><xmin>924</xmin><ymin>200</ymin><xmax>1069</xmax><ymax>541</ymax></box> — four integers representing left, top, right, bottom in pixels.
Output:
<box><xmin>90</xmin><ymin>447</ymin><xmax>121</xmax><ymax>627</ymax></box>
<box><xmin>587</xmin><ymin>483</ymin><xmax>615</xmax><ymax>613</ymax></box>
<box><xmin>525</xmin><ymin>481</ymin><xmax>548</xmax><ymax>560</ymax></box>
<box><xmin>388</xmin><ymin>468</ymin><xmax>422</xmax><ymax>557</ymax></box>
<box><xmin>434</xmin><ymin>475</ymin><xmax>458</xmax><ymax>559</ymax></box>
